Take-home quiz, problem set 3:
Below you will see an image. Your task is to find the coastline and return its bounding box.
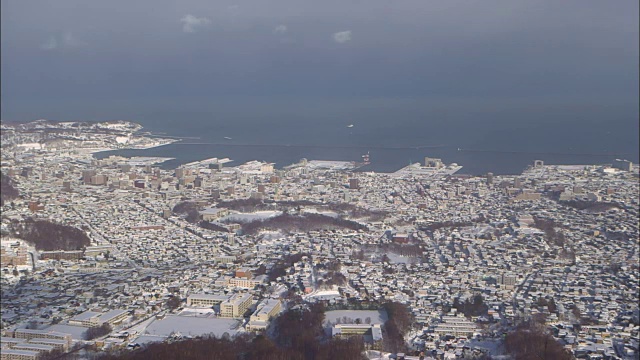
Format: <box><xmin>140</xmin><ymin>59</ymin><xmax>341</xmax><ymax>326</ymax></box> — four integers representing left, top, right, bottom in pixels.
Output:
<box><xmin>83</xmin><ymin>138</ymin><xmax>181</xmax><ymax>155</ymax></box>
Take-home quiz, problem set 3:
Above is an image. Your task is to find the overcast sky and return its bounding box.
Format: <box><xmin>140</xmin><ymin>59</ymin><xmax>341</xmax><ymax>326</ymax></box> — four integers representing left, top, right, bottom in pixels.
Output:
<box><xmin>1</xmin><ymin>0</ymin><xmax>638</xmax><ymax>122</ymax></box>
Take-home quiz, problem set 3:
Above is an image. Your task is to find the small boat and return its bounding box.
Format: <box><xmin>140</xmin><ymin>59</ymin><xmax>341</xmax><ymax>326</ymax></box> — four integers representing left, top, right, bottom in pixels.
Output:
<box><xmin>224</xmin><ymin>137</ymin><xmax>232</xmax><ymax>140</ymax></box>
<box><xmin>347</xmin><ymin>124</ymin><xmax>354</xmax><ymax>128</ymax></box>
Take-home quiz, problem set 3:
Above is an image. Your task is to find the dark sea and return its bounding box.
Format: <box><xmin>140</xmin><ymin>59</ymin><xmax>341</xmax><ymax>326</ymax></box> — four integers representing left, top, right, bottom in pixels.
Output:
<box><xmin>86</xmin><ymin>97</ymin><xmax>638</xmax><ymax>175</ymax></box>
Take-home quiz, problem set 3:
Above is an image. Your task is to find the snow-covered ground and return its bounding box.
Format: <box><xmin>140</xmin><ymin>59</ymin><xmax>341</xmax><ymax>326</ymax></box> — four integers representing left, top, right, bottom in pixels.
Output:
<box><xmin>130</xmin><ymin>334</ymin><xmax>166</xmax><ymax>346</ymax></box>
<box><xmin>365</xmin><ymin>350</ymin><xmax>428</xmax><ymax>359</ymax></box>
<box><xmin>257</xmin><ymin>231</ymin><xmax>286</xmax><ymax>241</ymax></box>
<box><xmin>220</xmin><ymin>211</ymin><xmax>282</xmax><ymax>223</ymax></box>
<box><xmin>464</xmin><ymin>339</ymin><xmax>507</xmax><ymax>356</ymax></box>
<box><xmin>323</xmin><ymin>310</ymin><xmax>388</xmax><ymax>326</ymax></box>
<box><xmin>178</xmin><ymin>308</ymin><xmax>216</xmax><ymax>317</ymax></box>
<box><xmin>143</xmin><ymin>315</ymin><xmax>240</xmax><ymax>338</ymax></box>
<box><xmin>45</xmin><ymin>324</ymin><xmax>89</xmax><ymax>340</ymax></box>
<box><xmin>126</xmin><ymin>157</ymin><xmax>175</xmax><ymax>166</ymax></box>
<box><xmin>516</xmin><ymin>227</ymin><xmax>545</xmax><ymax>235</ymax></box>
<box><xmin>124</xmin><ymin>316</ymin><xmax>157</xmax><ymax>337</ymax></box>
<box><xmin>386</xmin><ymin>253</ymin><xmax>419</xmax><ymax>264</ymax></box>
<box><xmin>306</xmin><ymin>160</ymin><xmax>357</xmax><ymax>171</ymax></box>
<box><xmin>304</xmin><ymin>289</ymin><xmax>341</xmax><ymax>302</ymax></box>
<box><xmin>301</xmin><ymin>208</ymin><xmax>340</xmax><ymax>218</ymax></box>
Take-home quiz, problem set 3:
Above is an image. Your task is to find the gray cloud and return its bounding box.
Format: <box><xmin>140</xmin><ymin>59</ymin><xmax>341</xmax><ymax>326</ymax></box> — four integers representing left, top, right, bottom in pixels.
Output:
<box><xmin>273</xmin><ymin>24</ymin><xmax>287</xmax><ymax>34</ymax></box>
<box><xmin>180</xmin><ymin>14</ymin><xmax>211</xmax><ymax>33</ymax></box>
<box><xmin>40</xmin><ymin>32</ymin><xmax>85</xmax><ymax>50</ymax></box>
<box><xmin>40</xmin><ymin>36</ymin><xmax>58</xmax><ymax>50</ymax></box>
<box><xmin>332</xmin><ymin>30</ymin><xmax>351</xmax><ymax>43</ymax></box>
<box><xmin>62</xmin><ymin>31</ymin><xmax>86</xmax><ymax>47</ymax></box>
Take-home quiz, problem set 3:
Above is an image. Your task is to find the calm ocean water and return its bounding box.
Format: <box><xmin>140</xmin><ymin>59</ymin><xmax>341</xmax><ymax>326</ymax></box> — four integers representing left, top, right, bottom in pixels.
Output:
<box><xmin>96</xmin><ymin>142</ymin><xmax>635</xmax><ymax>175</ymax></box>
<box><xmin>95</xmin><ymin>103</ymin><xmax>638</xmax><ymax>175</ymax></box>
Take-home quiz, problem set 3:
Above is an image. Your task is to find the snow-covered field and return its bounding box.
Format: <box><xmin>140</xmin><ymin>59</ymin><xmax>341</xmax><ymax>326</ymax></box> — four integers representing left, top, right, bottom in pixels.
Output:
<box><xmin>386</xmin><ymin>253</ymin><xmax>419</xmax><ymax>264</ymax></box>
<box><xmin>301</xmin><ymin>208</ymin><xmax>340</xmax><ymax>218</ymax></box>
<box><xmin>143</xmin><ymin>315</ymin><xmax>240</xmax><ymax>338</ymax></box>
<box><xmin>45</xmin><ymin>324</ymin><xmax>88</xmax><ymax>340</ymax></box>
<box><xmin>257</xmin><ymin>231</ymin><xmax>286</xmax><ymax>241</ymax></box>
<box><xmin>178</xmin><ymin>308</ymin><xmax>216</xmax><ymax>317</ymax></box>
<box><xmin>323</xmin><ymin>310</ymin><xmax>388</xmax><ymax>326</ymax></box>
<box><xmin>131</xmin><ymin>334</ymin><xmax>166</xmax><ymax>346</ymax></box>
<box><xmin>220</xmin><ymin>211</ymin><xmax>282</xmax><ymax>223</ymax></box>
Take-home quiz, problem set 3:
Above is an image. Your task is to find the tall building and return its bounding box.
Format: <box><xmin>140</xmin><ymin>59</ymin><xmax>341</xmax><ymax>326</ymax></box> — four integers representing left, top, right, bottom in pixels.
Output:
<box><xmin>612</xmin><ymin>159</ymin><xmax>632</xmax><ymax>171</ymax></box>
<box><xmin>21</xmin><ymin>167</ymin><xmax>33</xmax><ymax>178</ymax></box>
<box><xmin>211</xmin><ymin>189</ymin><xmax>221</xmax><ymax>199</ymax></box>
<box><xmin>90</xmin><ymin>174</ymin><xmax>107</xmax><ymax>185</ymax></box>
<box><xmin>82</xmin><ymin>170</ymin><xmax>96</xmax><ymax>184</ymax></box>
<box><xmin>175</xmin><ymin>168</ymin><xmax>185</xmax><ymax>179</ymax></box>
<box><xmin>501</xmin><ymin>274</ymin><xmax>517</xmax><ymax>286</ymax></box>
<box><xmin>486</xmin><ymin>173</ymin><xmax>494</xmax><ymax>185</ymax></box>
<box><xmin>349</xmin><ymin>178</ymin><xmax>360</xmax><ymax>190</ymax></box>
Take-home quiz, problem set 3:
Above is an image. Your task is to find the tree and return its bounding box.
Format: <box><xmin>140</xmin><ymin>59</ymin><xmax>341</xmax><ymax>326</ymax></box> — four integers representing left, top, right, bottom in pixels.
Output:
<box><xmin>382</xmin><ymin>302</ymin><xmax>415</xmax><ymax>353</ymax></box>
<box><xmin>547</xmin><ymin>298</ymin><xmax>557</xmax><ymax>313</ymax></box>
<box><xmin>505</xmin><ymin>323</ymin><xmax>571</xmax><ymax>360</ymax></box>
<box><xmin>26</xmin><ymin>320</ymin><xmax>39</xmax><ymax>329</ymax></box>
<box><xmin>532</xmin><ymin>313</ymin><xmax>548</xmax><ymax>326</ymax></box>
<box><xmin>166</xmin><ymin>296</ymin><xmax>182</xmax><ymax>310</ymax></box>
<box><xmin>0</xmin><ymin>173</ymin><xmax>19</xmax><ymax>206</ymax></box>
<box><xmin>84</xmin><ymin>322</ymin><xmax>112</xmax><ymax>340</ymax></box>
<box><xmin>172</xmin><ymin>201</ymin><xmax>201</xmax><ymax>223</ymax></box>
<box><xmin>453</xmin><ymin>294</ymin><xmax>488</xmax><ymax>318</ymax></box>
<box><xmin>7</xmin><ymin>219</ymin><xmax>90</xmax><ymax>251</ymax></box>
